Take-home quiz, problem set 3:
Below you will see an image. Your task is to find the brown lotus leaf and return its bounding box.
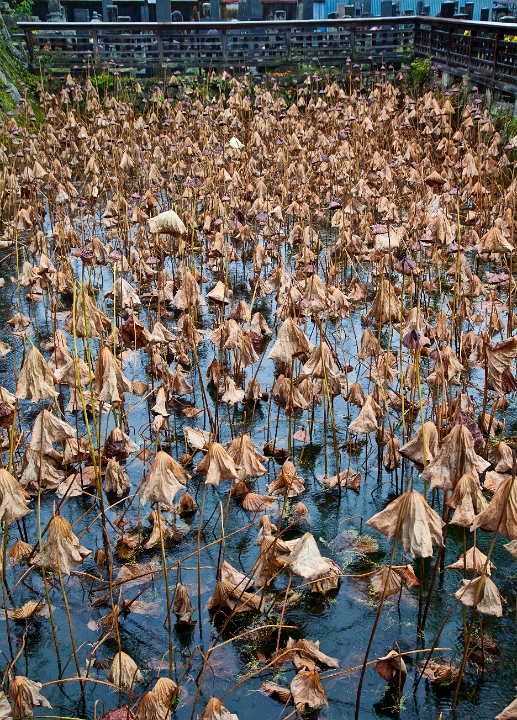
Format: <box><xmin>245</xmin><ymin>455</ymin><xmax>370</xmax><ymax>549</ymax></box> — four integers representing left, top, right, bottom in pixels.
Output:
<box><xmin>198</xmin><ymin>697</ymin><xmax>239</xmax><ymax>720</ymax></box>
<box><xmin>16</xmin><ymin>346</ymin><xmax>58</xmax><ymax>403</ymax></box>
<box><xmin>9</xmin><ymin>676</ymin><xmax>52</xmax><ymax>719</ymax></box>
<box><xmin>495</xmin><ymin>697</ymin><xmax>517</xmax><ymax>720</ymax></box>
<box><xmin>8</xmin><ymin>540</ymin><xmax>32</xmax><ymax>566</ymax></box>
<box><xmin>348</xmin><ymin>395</ymin><xmax>382</xmax><ymax>434</ymax></box>
<box><xmin>471</xmin><ymin>474</ymin><xmax>517</xmax><ymax>538</ymax></box>
<box><xmin>272</xmin><ymin>374</ymin><xmax>309</xmax><ymax>413</ymax></box>
<box><xmin>0</xmin><ymin>468</ymin><xmax>31</xmax><ymax>525</ymax></box>
<box><xmin>63</xmin><ymin>291</ymin><xmax>111</xmax><ymax>338</ymax></box>
<box><xmin>29</xmin><ymin>409</ymin><xmax>76</xmax><ymax>457</ymax></box>
<box><xmin>358</xmin><ymin>328</ymin><xmax>381</xmax><ymax>360</ymax></box>
<box><xmin>375</xmin><ymin>650</ymin><xmax>407</xmax><ymax>682</ymax></box>
<box><xmin>284</xmin><ymin>532</ymin><xmax>340</xmax><ymax>592</ymax></box>
<box><xmin>366</xmin><ymin>490</ymin><xmax>444</xmax><ymax>558</ymax></box>
<box><xmin>134</xmin><ymin>692</ymin><xmax>160</xmax><ymax>720</ymax></box>
<box><xmin>447</xmin><ymin>472</ymin><xmax>488</xmax><ymax>527</ymax></box>
<box><xmin>484</xmin><ymin>470</ymin><xmax>509</xmax><ymax>493</ymax></box>
<box><xmin>107</xmin><ymin>277</ymin><xmax>141</xmax><ymax>312</ymax></box>
<box><xmin>242</xmin><ymin>492</ymin><xmax>276</xmax><ymax>512</ymax></box>
<box><xmin>367</xmin><ymin>276</ymin><xmax>401</xmax><ymax>324</ymax></box>
<box><xmin>115</xmin><ymin>562</ymin><xmax>158</xmax><ymax>589</ymax></box>
<box><xmin>172</xmin><ymin>272</ymin><xmax>206</xmax><ymax>310</ymax></box>
<box><xmin>226</xmin><ymin>434</ymin><xmax>267</xmax><ymax>480</ymax></box>
<box><xmin>144</xmin><ymin>509</ymin><xmax>184</xmax><ymax>548</ymax></box>
<box><xmin>485</xmin><ymin>335</ymin><xmax>517</xmax><ymax>396</ymax></box>
<box><xmin>447</xmin><ymin>546</ymin><xmax>495</xmax><ymax>575</ymax></box>
<box><xmin>32</xmin><ymin>514</ymin><xmax>91</xmax><ymax>576</ymax></box>
<box><xmin>95</xmin><ymin>347</ymin><xmax>132</xmax><ymax>405</ymax></box>
<box><xmin>383</xmin><ymin>437</ymin><xmax>401</xmax><ymax>471</ymax></box>
<box><xmin>420</xmin><ymin>660</ymin><xmax>459</xmax><ymax>684</ymax></box>
<box><xmin>290</xmin><ymin>669</ymin><xmax>327</xmax><ymax>712</ymax></box>
<box><xmin>326</xmin><ymin>469</ymin><xmax>361</xmax><ymax>491</ymax></box>
<box><xmin>148</xmin><ymin>209</ymin><xmax>186</xmax><ymax>235</ymax></box>
<box><xmin>195</xmin><ymin>442</ymin><xmax>240</xmax><ymax>486</ymax></box>
<box><xmin>268</xmin><ymin>317</ymin><xmax>314</xmax><ymax>364</ymax></box>
<box><xmin>11</xmin><ymin>600</ymin><xmax>45</xmax><ymax>622</ymax></box>
<box><xmin>178</xmin><ymin>491</ymin><xmax>198</xmax><ymax>515</ymax></box>
<box><xmin>206</xmin><ymin>579</ymin><xmax>263</xmax><ymax>613</ymax></box>
<box><xmin>173</xmin><ymin>584</ymin><xmax>196</xmax><ymax>624</ymax></box>
<box><xmin>141</xmin><ymin>451</ymin><xmax>190</xmax><ymax>506</ymax></box>
<box><xmin>220</xmin><ymin>377</ymin><xmax>245</xmax><ymax>405</ymax></box>
<box><xmin>489</xmin><ymin>441</ymin><xmax>514</xmax><ymax>472</ymax></box>
<box><xmin>184</xmin><ymin>426</ymin><xmax>210</xmax><ymax>451</ymax></box>
<box><xmin>302</xmin><ymin>342</ymin><xmax>339</xmax><ymax>379</ymax></box>
<box><xmin>107</xmin><ymin>651</ymin><xmax>144</xmax><ymax>688</ymax></box>
<box><xmin>104</xmin><ymin>427</ymin><xmax>139</xmax><ymax>459</ymax></box>
<box><xmin>344</xmin><ymin>382</ymin><xmax>366</xmax><ymax>407</ymax></box>
<box><xmin>104</xmin><ymin>458</ymin><xmax>131</xmax><ymax>497</ymax></box>
<box><xmin>454</xmin><ymin>576</ymin><xmax>503</xmax><ymax>617</ymax></box>
<box><xmin>420</xmin><ymin>424</ymin><xmax>490</xmax><ymax>491</ymax></box>
<box><xmin>260</xmin><ymin>681</ymin><xmax>292</xmax><ymax>703</ymax></box>
<box><xmin>268</xmin><ymin>459</ymin><xmax>305</xmax><ymax>498</ymax></box>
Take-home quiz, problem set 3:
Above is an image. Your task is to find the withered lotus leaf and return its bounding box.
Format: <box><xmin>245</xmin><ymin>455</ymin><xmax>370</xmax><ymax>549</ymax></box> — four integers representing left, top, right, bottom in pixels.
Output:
<box><xmin>195</xmin><ymin>443</ymin><xmax>240</xmax><ymax>486</ymax></box>
<box><xmin>0</xmin><ymin>468</ymin><xmax>31</xmax><ymax>525</ymax></box>
<box><xmin>107</xmin><ymin>651</ymin><xmax>144</xmax><ymax>688</ymax></box>
<box><xmin>9</xmin><ymin>676</ymin><xmax>52</xmax><ymax>719</ymax></box>
<box><xmin>420</xmin><ymin>424</ymin><xmax>490</xmax><ymax>491</ymax></box>
<box><xmin>16</xmin><ymin>346</ymin><xmax>58</xmax><ymax>403</ymax></box>
<box><xmin>31</xmin><ymin>514</ymin><xmax>91</xmax><ymax>576</ymax></box>
<box><xmin>374</xmin><ymin>650</ymin><xmax>407</xmax><ymax>682</ymax></box>
<box><xmin>290</xmin><ymin>669</ymin><xmax>327</xmax><ymax>712</ymax></box>
<box><xmin>495</xmin><ymin>697</ymin><xmax>517</xmax><ymax>720</ymax></box>
<box><xmin>173</xmin><ymin>584</ymin><xmax>196</xmax><ymax>624</ymax></box>
<box><xmin>63</xmin><ymin>291</ymin><xmax>111</xmax><ymax>338</ymax></box>
<box><xmin>447</xmin><ymin>473</ymin><xmax>488</xmax><ymax>527</ymax></box>
<box><xmin>366</xmin><ymin>490</ymin><xmax>444</xmax><ymax>558</ymax></box>
<box><xmin>268</xmin><ymin>317</ymin><xmax>314</xmax><ymax>364</ymax></box>
<box><xmin>141</xmin><ymin>451</ymin><xmax>190</xmax><ymax>506</ymax></box>
<box><xmin>471</xmin><ymin>474</ymin><xmax>517</xmax><ymax>539</ymax></box>
<box><xmin>29</xmin><ymin>409</ymin><xmax>76</xmax><ymax>455</ymax></box>
<box><xmin>198</xmin><ymin>697</ymin><xmax>239</xmax><ymax>720</ymax></box>
<box><xmin>446</xmin><ymin>546</ymin><xmax>495</xmax><ymax>575</ymax></box>
<box><xmin>348</xmin><ymin>395</ymin><xmax>382</xmax><ymax>434</ymax></box>
<box><xmin>284</xmin><ymin>532</ymin><xmax>340</xmax><ymax>592</ymax></box>
<box><xmin>95</xmin><ymin>347</ymin><xmax>132</xmax><ymax>405</ymax></box>
<box><xmin>226</xmin><ymin>434</ymin><xmax>267</xmax><ymax>480</ymax></box>
<box><xmin>149</xmin><ymin>209</ymin><xmax>186</xmax><ymax>236</ymax></box>
<box><xmin>454</xmin><ymin>576</ymin><xmax>503</xmax><ymax>617</ymax></box>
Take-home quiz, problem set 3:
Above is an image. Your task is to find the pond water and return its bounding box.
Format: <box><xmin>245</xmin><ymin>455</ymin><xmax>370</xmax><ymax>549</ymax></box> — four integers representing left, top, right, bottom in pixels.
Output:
<box><xmin>0</xmin><ymin>73</ymin><xmax>516</xmax><ymax>720</ymax></box>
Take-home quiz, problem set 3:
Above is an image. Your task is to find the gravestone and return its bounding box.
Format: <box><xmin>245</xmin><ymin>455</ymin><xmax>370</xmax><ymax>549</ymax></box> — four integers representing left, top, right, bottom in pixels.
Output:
<box><xmin>47</xmin><ymin>0</ymin><xmax>66</xmax><ymax>21</ymax></box>
<box><xmin>156</xmin><ymin>0</ymin><xmax>172</xmax><ymax>22</ymax></box>
<box><xmin>303</xmin><ymin>0</ymin><xmax>314</xmax><ymax>19</ymax></box>
<box><xmin>380</xmin><ymin>0</ymin><xmax>393</xmax><ymax>15</ymax></box>
<box><xmin>209</xmin><ymin>0</ymin><xmax>221</xmax><ymax>19</ymax></box>
<box><xmin>440</xmin><ymin>1</ymin><xmax>455</xmax><ymax>16</ymax></box>
<box><xmin>107</xmin><ymin>4</ymin><xmax>118</xmax><ymax>21</ymax></box>
<box><xmin>249</xmin><ymin>0</ymin><xmax>260</xmax><ymax>18</ymax></box>
<box><xmin>74</xmin><ymin>7</ymin><xmax>90</xmax><ymax>21</ymax></box>
<box><xmin>238</xmin><ymin>1</ymin><xmax>250</xmax><ymax>20</ymax></box>
<box><xmin>141</xmin><ymin>5</ymin><xmax>149</xmax><ymax>20</ymax></box>
<box><xmin>363</xmin><ymin>0</ymin><xmax>371</xmax><ymax>13</ymax></box>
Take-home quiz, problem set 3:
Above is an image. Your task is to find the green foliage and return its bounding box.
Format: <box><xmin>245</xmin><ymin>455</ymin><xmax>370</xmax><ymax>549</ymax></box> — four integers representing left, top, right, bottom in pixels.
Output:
<box><xmin>410</xmin><ymin>56</ymin><xmax>430</xmax><ymax>90</ymax></box>
<box><xmin>8</xmin><ymin>0</ymin><xmax>34</xmax><ymax>16</ymax></box>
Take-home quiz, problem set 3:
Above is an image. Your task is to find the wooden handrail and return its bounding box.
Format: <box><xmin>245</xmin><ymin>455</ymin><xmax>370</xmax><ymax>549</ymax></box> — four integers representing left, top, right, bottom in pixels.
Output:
<box><xmin>16</xmin><ymin>16</ymin><xmax>517</xmax><ymax>91</ymax></box>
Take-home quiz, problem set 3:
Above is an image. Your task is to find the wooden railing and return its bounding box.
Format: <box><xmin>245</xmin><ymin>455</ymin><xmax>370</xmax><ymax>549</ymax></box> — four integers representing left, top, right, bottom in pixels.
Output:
<box><xmin>16</xmin><ymin>17</ymin><xmax>415</xmax><ymax>71</ymax></box>
<box><xmin>16</xmin><ymin>16</ymin><xmax>517</xmax><ymax>92</ymax></box>
<box><xmin>415</xmin><ymin>17</ymin><xmax>517</xmax><ymax>93</ymax></box>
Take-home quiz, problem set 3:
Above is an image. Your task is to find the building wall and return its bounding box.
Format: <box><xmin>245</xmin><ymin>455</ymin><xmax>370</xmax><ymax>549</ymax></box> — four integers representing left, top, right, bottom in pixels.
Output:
<box><xmin>322</xmin><ymin>0</ymin><xmax>493</xmax><ymax>19</ymax></box>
